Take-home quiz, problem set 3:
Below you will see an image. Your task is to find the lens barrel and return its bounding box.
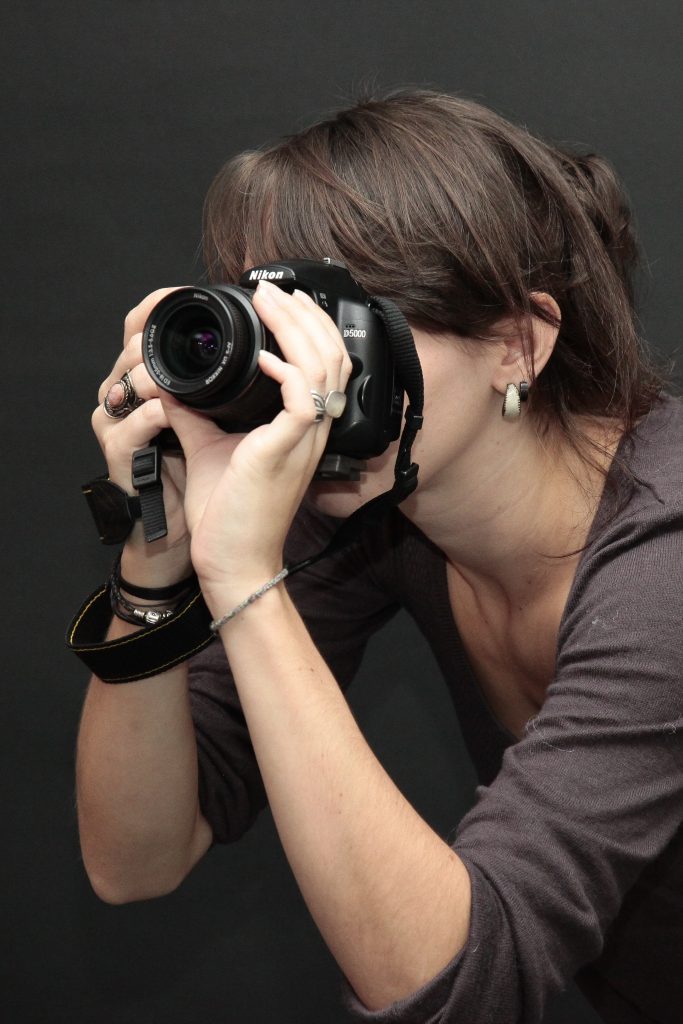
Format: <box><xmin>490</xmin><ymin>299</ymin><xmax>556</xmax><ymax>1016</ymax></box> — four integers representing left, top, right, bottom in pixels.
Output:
<box><xmin>142</xmin><ymin>285</ymin><xmax>282</xmax><ymax>427</ymax></box>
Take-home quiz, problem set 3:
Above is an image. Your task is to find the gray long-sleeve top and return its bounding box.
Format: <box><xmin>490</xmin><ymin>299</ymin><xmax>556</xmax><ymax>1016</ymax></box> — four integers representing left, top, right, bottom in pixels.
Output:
<box><xmin>187</xmin><ymin>395</ymin><xmax>683</xmax><ymax>1024</ymax></box>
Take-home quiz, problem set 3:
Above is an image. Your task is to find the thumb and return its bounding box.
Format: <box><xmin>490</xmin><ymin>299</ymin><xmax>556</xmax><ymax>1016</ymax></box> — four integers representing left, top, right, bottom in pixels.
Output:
<box><xmin>159</xmin><ymin>393</ymin><xmax>226</xmax><ymax>459</ymax></box>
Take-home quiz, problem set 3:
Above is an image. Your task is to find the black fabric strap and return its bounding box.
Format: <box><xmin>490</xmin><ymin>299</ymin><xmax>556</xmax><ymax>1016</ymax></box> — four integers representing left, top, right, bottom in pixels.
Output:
<box><xmin>82</xmin><ymin>477</ymin><xmax>142</xmax><ymax>545</ymax></box>
<box><xmin>287</xmin><ymin>295</ymin><xmax>424</xmax><ymax>576</ymax></box>
<box><xmin>66</xmin><ymin>585</ymin><xmax>214</xmax><ymax>683</ymax></box>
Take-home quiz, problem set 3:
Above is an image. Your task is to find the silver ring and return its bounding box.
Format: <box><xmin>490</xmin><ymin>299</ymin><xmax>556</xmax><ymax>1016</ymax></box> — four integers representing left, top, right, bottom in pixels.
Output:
<box><xmin>324</xmin><ymin>390</ymin><xmax>347</xmax><ymax>419</ymax></box>
<box><xmin>310</xmin><ymin>390</ymin><xmax>326</xmax><ymax>423</ymax></box>
<box><xmin>103</xmin><ymin>370</ymin><xmax>141</xmax><ymax>419</ymax></box>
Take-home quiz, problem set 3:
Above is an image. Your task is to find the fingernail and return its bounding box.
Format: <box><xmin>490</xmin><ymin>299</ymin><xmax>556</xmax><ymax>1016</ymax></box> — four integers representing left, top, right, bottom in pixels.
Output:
<box><xmin>255</xmin><ymin>280</ymin><xmax>286</xmax><ymax>306</ymax></box>
<box><xmin>293</xmin><ymin>288</ymin><xmax>317</xmax><ymax>308</ymax></box>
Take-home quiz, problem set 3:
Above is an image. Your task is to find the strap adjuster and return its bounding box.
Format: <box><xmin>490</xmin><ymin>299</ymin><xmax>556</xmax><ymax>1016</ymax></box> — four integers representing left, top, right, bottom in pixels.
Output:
<box><xmin>131</xmin><ymin>443</ymin><xmax>168</xmax><ymax>543</ymax></box>
<box><xmin>132</xmin><ymin>445</ymin><xmax>162</xmax><ymax>490</ymax></box>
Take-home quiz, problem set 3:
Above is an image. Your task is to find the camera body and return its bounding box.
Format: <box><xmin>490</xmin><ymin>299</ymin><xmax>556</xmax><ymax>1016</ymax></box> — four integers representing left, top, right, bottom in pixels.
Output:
<box><xmin>142</xmin><ymin>259</ymin><xmax>404</xmax><ymax>475</ymax></box>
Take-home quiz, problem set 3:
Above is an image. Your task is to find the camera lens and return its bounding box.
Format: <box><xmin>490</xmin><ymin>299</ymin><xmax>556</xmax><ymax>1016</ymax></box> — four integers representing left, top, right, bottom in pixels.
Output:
<box><xmin>160</xmin><ymin>306</ymin><xmax>224</xmax><ymax>380</ymax></box>
<box><xmin>143</xmin><ymin>284</ymin><xmax>281</xmax><ymax>426</ymax></box>
<box><xmin>188</xmin><ymin>328</ymin><xmax>220</xmax><ymax>364</ymax></box>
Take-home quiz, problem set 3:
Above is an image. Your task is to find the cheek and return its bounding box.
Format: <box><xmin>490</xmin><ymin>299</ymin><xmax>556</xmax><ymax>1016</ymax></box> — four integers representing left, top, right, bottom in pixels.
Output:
<box><xmin>410</xmin><ymin>390</ymin><xmax>458</xmax><ymax>474</ymax></box>
<box><xmin>409</xmin><ymin>379</ymin><xmax>492</xmax><ymax>486</ymax></box>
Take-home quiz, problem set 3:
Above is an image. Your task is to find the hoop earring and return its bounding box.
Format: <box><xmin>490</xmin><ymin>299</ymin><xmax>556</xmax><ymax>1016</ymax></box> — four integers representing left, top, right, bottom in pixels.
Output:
<box><xmin>502</xmin><ymin>381</ymin><xmax>529</xmax><ymax>420</ymax></box>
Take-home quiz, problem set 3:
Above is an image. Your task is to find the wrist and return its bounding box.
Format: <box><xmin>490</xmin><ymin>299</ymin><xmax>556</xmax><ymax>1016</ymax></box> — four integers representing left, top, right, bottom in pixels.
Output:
<box><xmin>110</xmin><ymin>550</ymin><xmax>196</xmax><ymax>628</ymax></box>
<box><xmin>201</xmin><ymin>565</ymin><xmax>287</xmax><ymax>626</ymax></box>
<box><xmin>120</xmin><ymin>539</ymin><xmax>193</xmax><ymax>591</ymax></box>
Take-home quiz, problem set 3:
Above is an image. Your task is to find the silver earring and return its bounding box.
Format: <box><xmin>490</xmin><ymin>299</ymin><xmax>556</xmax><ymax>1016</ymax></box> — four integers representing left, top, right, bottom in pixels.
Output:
<box><xmin>501</xmin><ymin>381</ymin><xmax>529</xmax><ymax>420</ymax></box>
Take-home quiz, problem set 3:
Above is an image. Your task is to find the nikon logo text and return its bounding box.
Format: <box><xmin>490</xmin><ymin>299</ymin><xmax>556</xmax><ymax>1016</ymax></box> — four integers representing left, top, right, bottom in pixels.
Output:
<box><xmin>249</xmin><ymin>269</ymin><xmax>285</xmax><ymax>281</ymax></box>
<box><xmin>343</xmin><ymin>327</ymin><xmax>367</xmax><ymax>338</ymax></box>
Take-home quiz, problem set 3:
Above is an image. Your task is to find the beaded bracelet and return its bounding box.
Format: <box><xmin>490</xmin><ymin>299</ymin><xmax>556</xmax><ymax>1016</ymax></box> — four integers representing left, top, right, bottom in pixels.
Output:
<box><xmin>209</xmin><ymin>568</ymin><xmax>290</xmax><ymax>633</ymax></box>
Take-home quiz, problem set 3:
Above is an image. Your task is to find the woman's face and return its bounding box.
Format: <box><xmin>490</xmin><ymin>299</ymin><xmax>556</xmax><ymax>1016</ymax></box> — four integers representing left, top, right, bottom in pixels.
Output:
<box><xmin>309</xmin><ymin>325</ymin><xmax>502</xmax><ymax>519</ymax></box>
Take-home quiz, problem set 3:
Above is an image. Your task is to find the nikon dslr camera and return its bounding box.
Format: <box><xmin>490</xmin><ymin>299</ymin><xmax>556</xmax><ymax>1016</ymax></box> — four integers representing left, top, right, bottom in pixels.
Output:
<box><xmin>142</xmin><ymin>259</ymin><xmax>404</xmax><ymax>478</ymax></box>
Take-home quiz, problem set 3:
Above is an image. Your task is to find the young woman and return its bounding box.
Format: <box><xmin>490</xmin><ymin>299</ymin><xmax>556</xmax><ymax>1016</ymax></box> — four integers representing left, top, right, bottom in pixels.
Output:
<box><xmin>74</xmin><ymin>91</ymin><xmax>682</xmax><ymax>1023</ymax></box>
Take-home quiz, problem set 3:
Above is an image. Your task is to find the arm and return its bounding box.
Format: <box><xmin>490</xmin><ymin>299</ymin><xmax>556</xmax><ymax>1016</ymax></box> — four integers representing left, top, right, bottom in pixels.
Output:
<box><xmin>76</xmin><ymin>291</ymin><xmax>214</xmax><ymax>903</ymax></box>
<box><xmin>77</xmin><ymin>278</ymin><xmax>409</xmax><ymax>905</ymax></box>
<box><xmin>346</xmin><ymin>505</ymin><xmax>683</xmax><ymax>1022</ymax></box>
<box><xmin>187</xmin><ymin>500</ymin><xmax>402</xmax><ymax>848</ymax></box>
<box><xmin>76</xmin><ymin>616</ymin><xmax>213</xmax><ymax>904</ymax></box>
<box><xmin>209</xmin><ymin>582</ymin><xmax>471</xmax><ymax>1010</ymax></box>
<box><xmin>163</xmin><ymin>282</ymin><xmax>471</xmax><ymax>1009</ymax></box>
<box><xmin>77</xmin><ymin>502</ymin><xmax>389</xmax><ymax>901</ymax></box>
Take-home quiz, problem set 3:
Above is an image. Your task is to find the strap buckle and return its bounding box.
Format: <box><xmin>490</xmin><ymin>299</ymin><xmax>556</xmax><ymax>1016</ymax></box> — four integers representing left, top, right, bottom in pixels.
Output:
<box><xmin>395</xmin><ymin>462</ymin><xmax>419</xmax><ymax>496</ymax></box>
<box><xmin>131</xmin><ymin>443</ymin><xmax>168</xmax><ymax>543</ymax></box>
<box><xmin>405</xmin><ymin>406</ymin><xmax>424</xmax><ymax>432</ymax></box>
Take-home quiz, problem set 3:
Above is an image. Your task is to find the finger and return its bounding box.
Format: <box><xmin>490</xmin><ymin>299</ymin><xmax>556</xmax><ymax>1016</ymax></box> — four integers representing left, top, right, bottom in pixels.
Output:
<box><xmin>252</xmin><ymin>283</ymin><xmax>341</xmax><ymax>389</ymax></box>
<box><xmin>255</xmin><ymin>350</ymin><xmax>330</xmax><ymax>455</ymax></box>
<box><xmin>122</xmin><ymin>288</ymin><xmax>182</xmax><ymax>347</ymax></box>
<box><xmin>98</xmin><ymin>333</ymin><xmax>145</xmax><ymax>403</ymax></box>
<box><xmin>91</xmin><ymin>398</ymin><xmax>173</xmax><ymax>485</ymax></box>
<box><xmin>99</xmin><ymin>358</ymin><xmax>160</xmax><ymax>408</ymax></box>
<box><xmin>292</xmin><ymin>289</ymin><xmax>353</xmax><ymax>381</ymax></box>
<box><xmin>98</xmin><ymin>287</ymin><xmax>184</xmax><ymax>402</ymax></box>
<box><xmin>158</xmin><ymin>392</ymin><xmax>231</xmax><ymax>460</ymax></box>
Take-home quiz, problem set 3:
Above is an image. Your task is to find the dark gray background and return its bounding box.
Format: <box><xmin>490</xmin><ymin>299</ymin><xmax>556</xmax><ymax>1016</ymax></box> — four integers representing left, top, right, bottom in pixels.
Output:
<box><xmin>2</xmin><ymin>2</ymin><xmax>681</xmax><ymax>1022</ymax></box>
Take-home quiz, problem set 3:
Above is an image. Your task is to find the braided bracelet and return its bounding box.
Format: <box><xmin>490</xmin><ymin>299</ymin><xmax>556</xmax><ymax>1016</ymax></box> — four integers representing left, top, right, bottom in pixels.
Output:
<box><xmin>209</xmin><ymin>568</ymin><xmax>290</xmax><ymax>633</ymax></box>
<box><xmin>110</xmin><ymin>577</ymin><xmax>177</xmax><ymax>628</ymax></box>
<box><xmin>106</xmin><ymin>553</ymin><xmax>191</xmax><ymax>628</ymax></box>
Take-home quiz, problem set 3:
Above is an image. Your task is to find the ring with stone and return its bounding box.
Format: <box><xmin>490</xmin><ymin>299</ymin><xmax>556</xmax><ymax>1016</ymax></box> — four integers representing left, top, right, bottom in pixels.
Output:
<box><xmin>103</xmin><ymin>369</ymin><xmax>141</xmax><ymax>419</ymax></box>
<box><xmin>324</xmin><ymin>390</ymin><xmax>347</xmax><ymax>419</ymax></box>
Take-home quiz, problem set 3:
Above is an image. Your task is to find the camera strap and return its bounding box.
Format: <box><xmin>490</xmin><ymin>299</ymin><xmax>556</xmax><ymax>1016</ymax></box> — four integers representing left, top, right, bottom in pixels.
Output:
<box><xmin>287</xmin><ymin>295</ymin><xmax>424</xmax><ymax>576</ymax></box>
<box><xmin>66</xmin><ymin>583</ymin><xmax>214</xmax><ymax>683</ymax></box>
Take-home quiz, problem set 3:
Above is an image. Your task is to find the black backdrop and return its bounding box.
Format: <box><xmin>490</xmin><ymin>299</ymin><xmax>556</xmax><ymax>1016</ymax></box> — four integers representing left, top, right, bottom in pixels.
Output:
<box><xmin>2</xmin><ymin>2</ymin><xmax>681</xmax><ymax>1022</ymax></box>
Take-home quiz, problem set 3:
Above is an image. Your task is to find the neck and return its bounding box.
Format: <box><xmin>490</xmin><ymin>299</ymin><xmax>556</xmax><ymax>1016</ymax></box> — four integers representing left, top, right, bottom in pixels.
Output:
<box><xmin>402</xmin><ymin>417</ymin><xmax>619</xmax><ymax>612</ymax></box>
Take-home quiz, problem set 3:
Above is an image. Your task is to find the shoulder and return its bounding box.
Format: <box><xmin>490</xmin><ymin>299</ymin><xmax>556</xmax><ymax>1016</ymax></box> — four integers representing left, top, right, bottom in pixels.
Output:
<box><xmin>574</xmin><ymin>394</ymin><xmax>683</xmax><ymax>593</ymax></box>
<box><xmin>555</xmin><ymin>397</ymin><xmax>683</xmax><ymax>712</ymax></box>
<box><xmin>620</xmin><ymin>392</ymin><xmax>683</xmax><ymax>507</ymax></box>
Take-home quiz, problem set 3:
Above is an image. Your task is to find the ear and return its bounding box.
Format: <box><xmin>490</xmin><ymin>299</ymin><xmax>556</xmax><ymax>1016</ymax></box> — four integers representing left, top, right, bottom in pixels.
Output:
<box><xmin>490</xmin><ymin>292</ymin><xmax>561</xmax><ymax>396</ymax></box>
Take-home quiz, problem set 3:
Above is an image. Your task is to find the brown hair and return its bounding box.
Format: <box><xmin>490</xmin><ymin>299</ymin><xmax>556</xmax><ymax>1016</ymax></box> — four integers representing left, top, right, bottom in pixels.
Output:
<box><xmin>203</xmin><ymin>89</ymin><xmax>666</xmax><ymax>485</ymax></box>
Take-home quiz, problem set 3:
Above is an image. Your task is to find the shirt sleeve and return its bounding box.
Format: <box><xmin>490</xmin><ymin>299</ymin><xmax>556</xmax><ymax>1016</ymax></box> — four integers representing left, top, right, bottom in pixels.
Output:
<box><xmin>343</xmin><ymin>502</ymin><xmax>683</xmax><ymax>1023</ymax></box>
<box><xmin>188</xmin><ymin>499</ymin><xmax>401</xmax><ymax>844</ymax></box>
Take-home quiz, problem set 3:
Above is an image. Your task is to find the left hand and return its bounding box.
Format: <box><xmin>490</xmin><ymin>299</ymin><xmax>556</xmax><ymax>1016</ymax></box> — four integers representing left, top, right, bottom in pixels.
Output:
<box><xmin>161</xmin><ymin>281</ymin><xmax>353</xmax><ymax>611</ymax></box>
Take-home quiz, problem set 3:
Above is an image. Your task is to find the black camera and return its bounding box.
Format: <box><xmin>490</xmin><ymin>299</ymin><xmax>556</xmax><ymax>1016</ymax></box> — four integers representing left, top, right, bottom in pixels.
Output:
<box><xmin>141</xmin><ymin>259</ymin><xmax>405</xmax><ymax>479</ymax></box>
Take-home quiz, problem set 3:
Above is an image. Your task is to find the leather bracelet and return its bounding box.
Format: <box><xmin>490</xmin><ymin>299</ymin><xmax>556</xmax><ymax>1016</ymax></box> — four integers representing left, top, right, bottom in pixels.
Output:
<box><xmin>112</xmin><ymin>552</ymin><xmax>196</xmax><ymax>601</ymax></box>
<box><xmin>119</xmin><ymin>574</ymin><xmax>196</xmax><ymax>601</ymax></box>
<box><xmin>110</xmin><ymin>576</ymin><xmax>177</xmax><ymax>628</ymax></box>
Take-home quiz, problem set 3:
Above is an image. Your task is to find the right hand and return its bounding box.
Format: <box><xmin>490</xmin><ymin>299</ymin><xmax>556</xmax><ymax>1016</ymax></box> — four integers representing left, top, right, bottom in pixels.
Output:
<box><xmin>92</xmin><ymin>289</ymin><xmax>192</xmax><ymax>585</ymax></box>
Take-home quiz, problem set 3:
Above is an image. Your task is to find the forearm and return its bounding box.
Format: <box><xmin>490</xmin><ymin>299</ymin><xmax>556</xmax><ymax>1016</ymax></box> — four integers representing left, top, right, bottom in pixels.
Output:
<box><xmin>76</xmin><ymin>547</ymin><xmax>211</xmax><ymax>903</ymax></box>
<box><xmin>214</xmin><ymin>584</ymin><xmax>471</xmax><ymax>1012</ymax></box>
<box><xmin>78</xmin><ymin>295</ymin><xmax>217</xmax><ymax>902</ymax></box>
